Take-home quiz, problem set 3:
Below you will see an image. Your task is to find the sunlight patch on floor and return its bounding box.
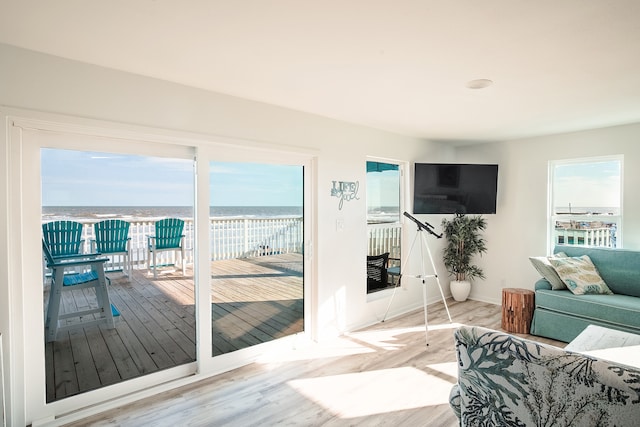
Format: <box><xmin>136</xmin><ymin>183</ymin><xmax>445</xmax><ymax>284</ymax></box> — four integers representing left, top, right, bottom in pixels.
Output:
<box><xmin>345</xmin><ymin>322</ymin><xmax>463</xmax><ymax>349</ymax></box>
<box><xmin>425</xmin><ymin>362</ymin><xmax>459</xmax><ymax>379</ymax></box>
<box><xmin>344</xmin><ymin>328</ymin><xmax>410</xmax><ymax>351</ymax></box>
<box><xmin>287</xmin><ymin>366</ymin><xmax>454</xmax><ymax>418</ymax></box>
<box><xmin>257</xmin><ymin>336</ymin><xmax>374</xmax><ymax>364</ymax></box>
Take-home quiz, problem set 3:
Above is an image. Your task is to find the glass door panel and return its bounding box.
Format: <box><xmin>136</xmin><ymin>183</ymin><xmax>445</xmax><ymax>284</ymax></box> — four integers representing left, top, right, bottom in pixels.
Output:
<box><xmin>41</xmin><ymin>148</ymin><xmax>195</xmax><ymax>402</ymax></box>
<box><xmin>209</xmin><ymin>161</ymin><xmax>304</xmax><ymax>356</ymax></box>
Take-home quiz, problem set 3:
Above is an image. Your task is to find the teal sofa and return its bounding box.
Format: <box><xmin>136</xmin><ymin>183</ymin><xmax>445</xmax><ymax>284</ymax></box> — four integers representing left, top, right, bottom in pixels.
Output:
<box><xmin>530</xmin><ymin>245</ymin><xmax>640</xmax><ymax>342</ymax></box>
<box><xmin>450</xmin><ymin>326</ymin><xmax>640</xmax><ymax>426</ymax></box>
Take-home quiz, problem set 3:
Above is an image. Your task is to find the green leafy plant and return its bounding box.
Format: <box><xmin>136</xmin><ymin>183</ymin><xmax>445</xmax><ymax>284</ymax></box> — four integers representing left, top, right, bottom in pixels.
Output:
<box><xmin>441</xmin><ymin>214</ymin><xmax>487</xmax><ymax>282</ymax></box>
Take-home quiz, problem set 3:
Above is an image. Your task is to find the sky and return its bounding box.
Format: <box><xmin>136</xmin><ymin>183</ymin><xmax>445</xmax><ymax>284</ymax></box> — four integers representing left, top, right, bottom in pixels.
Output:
<box><xmin>41</xmin><ymin>149</ymin><xmax>303</xmax><ymax>206</ymax></box>
<box><xmin>210</xmin><ymin>161</ymin><xmax>302</xmax><ymax>206</ymax></box>
<box><xmin>553</xmin><ymin>159</ymin><xmax>621</xmax><ymax>209</ymax></box>
<box><xmin>42</xmin><ymin>150</ymin><xmax>618</xmax><ymax>211</ymax></box>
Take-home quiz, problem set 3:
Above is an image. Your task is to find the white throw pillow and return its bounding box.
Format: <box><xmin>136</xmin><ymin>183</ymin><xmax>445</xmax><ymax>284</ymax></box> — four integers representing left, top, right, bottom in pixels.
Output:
<box><xmin>529</xmin><ymin>252</ymin><xmax>568</xmax><ymax>290</ymax></box>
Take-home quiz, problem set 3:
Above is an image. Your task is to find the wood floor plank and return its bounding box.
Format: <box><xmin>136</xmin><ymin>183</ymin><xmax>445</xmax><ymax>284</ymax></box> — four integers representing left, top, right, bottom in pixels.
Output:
<box><xmin>65</xmin><ymin>299</ymin><xmax>567</xmax><ymax>426</ymax></box>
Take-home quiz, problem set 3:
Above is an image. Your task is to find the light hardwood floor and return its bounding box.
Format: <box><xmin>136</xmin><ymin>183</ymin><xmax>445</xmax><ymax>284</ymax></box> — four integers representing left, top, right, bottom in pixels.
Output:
<box><xmin>65</xmin><ymin>299</ymin><xmax>564</xmax><ymax>427</ymax></box>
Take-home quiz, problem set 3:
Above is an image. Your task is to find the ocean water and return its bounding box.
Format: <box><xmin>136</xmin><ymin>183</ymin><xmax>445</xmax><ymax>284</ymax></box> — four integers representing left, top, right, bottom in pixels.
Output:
<box><xmin>554</xmin><ymin>206</ymin><xmax>619</xmax><ymax>215</ymax></box>
<box><xmin>367</xmin><ymin>206</ymin><xmax>401</xmax><ymax>224</ymax></box>
<box><xmin>42</xmin><ymin>206</ymin><xmax>303</xmax><ymax>222</ymax></box>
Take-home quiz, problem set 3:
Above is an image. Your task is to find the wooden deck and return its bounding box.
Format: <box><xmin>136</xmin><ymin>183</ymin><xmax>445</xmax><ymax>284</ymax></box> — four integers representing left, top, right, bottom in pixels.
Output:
<box><xmin>44</xmin><ymin>253</ymin><xmax>303</xmax><ymax>402</ymax></box>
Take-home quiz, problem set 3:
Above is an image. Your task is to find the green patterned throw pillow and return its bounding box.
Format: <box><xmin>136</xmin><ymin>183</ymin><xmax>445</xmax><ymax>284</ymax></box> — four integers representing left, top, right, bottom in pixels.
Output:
<box><xmin>549</xmin><ymin>255</ymin><xmax>613</xmax><ymax>295</ymax></box>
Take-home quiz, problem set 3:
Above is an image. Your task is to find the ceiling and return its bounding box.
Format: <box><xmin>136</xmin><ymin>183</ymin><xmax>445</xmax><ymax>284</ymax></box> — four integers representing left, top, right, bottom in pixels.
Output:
<box><xmin>2</xmin><ymin>1</ymin><xmax>640</xmax><ymax>143</ymax></box>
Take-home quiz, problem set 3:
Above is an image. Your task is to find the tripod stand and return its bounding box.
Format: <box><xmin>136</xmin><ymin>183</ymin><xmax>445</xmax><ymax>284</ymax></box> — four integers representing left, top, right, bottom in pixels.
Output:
<box><xmin>382</xmin><ymin>212</ymin><xmax>453</xmax><ymax>346</ymax></box>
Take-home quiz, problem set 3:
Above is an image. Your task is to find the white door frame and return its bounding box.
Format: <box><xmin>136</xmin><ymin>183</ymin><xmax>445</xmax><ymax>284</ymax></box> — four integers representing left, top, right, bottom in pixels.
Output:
<box><xmin>3</xmin><ymin>109</ymin><xmax>317</xmax><ymax>426</ymax></box>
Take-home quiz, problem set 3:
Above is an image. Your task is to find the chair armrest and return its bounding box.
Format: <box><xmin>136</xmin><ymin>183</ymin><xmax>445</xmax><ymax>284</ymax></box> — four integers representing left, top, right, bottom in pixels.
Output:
<box><xmin>47</xmin><ymin>253</ymin><xmax>109</xmax><ymax>268</ymax></box>
<box><xmin>51</xmin><ymin>253</ymin><xmax>88</xmax><ymax>261</ymax></box>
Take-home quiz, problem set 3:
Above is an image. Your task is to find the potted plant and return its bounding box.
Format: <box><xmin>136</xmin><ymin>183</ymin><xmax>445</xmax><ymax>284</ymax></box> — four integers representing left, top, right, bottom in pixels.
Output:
<box><xmin>441</xmin><ymin>214</ymin><xmax>487</xmax><ymax>301</ymax></box>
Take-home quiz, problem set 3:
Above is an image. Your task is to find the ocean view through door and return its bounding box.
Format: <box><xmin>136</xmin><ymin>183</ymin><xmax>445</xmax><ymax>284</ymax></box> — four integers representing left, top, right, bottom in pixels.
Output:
<box><xmin>41</xmin><ymin>148</ymin><xmax>196</xmax><ymax>402</ymax></box>
<box><xmin>18</xmin><ymin>122</ymin><xmax>312</xmax><ymax>423</ymax></box>
<box><xmin>210</xmin><ymin>161</ymin><xmax>304</xmax><ymax>356</ymax></box>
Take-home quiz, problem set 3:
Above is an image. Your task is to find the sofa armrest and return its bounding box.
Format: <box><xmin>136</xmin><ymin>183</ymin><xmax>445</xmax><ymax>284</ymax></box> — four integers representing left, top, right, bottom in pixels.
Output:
<box><xmin>534</xmin><ymin>278</ymin><xmax>552</xmax><ymax>291</ymax></box>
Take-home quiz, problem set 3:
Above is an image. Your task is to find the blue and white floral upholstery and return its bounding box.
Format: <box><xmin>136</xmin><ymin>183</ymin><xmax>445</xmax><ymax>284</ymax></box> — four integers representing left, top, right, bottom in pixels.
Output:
<box><xmin>450</xmin><ymin>326</ymin><xmax>640</xmax><ymax>426</ymax></box>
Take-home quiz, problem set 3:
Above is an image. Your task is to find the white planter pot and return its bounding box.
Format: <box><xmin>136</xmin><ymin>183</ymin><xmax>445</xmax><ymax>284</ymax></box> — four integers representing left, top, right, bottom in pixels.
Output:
<box><xmin>450</xmin><ymin>280</ymin><xmax>471</xmax><ymax>302</ymax></box>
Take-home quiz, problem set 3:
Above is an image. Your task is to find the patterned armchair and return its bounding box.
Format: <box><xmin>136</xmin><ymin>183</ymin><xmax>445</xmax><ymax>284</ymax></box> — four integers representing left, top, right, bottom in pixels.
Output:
<box><xmin>450</xmin><ymin>326</ymin><xmax>640</xmax><ymax>426</ymax></box>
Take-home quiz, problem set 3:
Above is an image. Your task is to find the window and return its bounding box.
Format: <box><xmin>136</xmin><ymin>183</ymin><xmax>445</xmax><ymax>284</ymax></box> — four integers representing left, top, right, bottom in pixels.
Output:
<box><xmin>550</xmin><ymin>156</ymin><xmax>622</xmax><ymax>249</ymax></box>
<box><xmin>366</xmin><ymin>160</ymin><xmax>402</xmax><ymax>294</ymax></box>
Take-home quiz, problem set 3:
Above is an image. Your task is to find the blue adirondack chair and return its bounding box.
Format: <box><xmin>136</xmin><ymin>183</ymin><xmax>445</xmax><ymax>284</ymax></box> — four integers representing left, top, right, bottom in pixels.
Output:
<box><xmin>147</xmin><ymin>218</ymin><xmax>186</xmax><ymax>278</ymax></box>
<box><xmin>42</xmin><ymin>220</ymin><xmax>86</xmax><ymax>282</ymax></box>
<box><xmin>92</xmin><ymin>219</ymin><xmax>132</xmax><ymax>276</ymax></box>
<box><xmin>42</xmin><ymin>240</ymin><xmax>119</xmax><ymax>342</ymax></box>
<box><xmin>42</xmin><ymin>220</ymin><xmax>84</xmax><ymax>258</ymax></box>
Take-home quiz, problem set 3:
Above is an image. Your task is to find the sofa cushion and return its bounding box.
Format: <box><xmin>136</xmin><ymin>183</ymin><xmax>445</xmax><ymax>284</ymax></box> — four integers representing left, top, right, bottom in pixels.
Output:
<box><xmin>555</xmin><ymin>245</ymin><xmax>640</xmax><ymax>297</ymax></box>
<box><xmin>550</xmin><ymin>255</ymin><xmax>613</xmax><ymax>295</ymax></box>
<box><xmin>529</xmin><ymin>252</ymin><xmax>567</xmax><ymax>290</ymax></box>
<box><xmin>535</xmin><ymin>289</ymin><xmax>640</xmax><ymax>330</ymax></box>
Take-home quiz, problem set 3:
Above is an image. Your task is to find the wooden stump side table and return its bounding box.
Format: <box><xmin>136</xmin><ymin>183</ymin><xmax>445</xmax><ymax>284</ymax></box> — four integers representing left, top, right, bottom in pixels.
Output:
<box><xmin>501</xmin><ymin>288</ymin><xmax>535</xmax><ymax>334</ymax></box>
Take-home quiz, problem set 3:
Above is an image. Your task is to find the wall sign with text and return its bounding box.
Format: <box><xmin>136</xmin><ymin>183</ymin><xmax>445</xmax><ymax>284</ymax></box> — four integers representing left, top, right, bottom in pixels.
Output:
<box><xmin>331</xmin><ymin>180</ymin><xmax>359</xmax><ymax>210</ymax></box>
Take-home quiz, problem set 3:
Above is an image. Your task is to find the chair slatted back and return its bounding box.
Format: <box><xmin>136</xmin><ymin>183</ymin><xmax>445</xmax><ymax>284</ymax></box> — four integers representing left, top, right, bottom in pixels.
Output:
<box><xmin>42</xmin><ymin>220</ymin><xmax>83</xmax><ymax>257</ymax></box>
<box><xmin>42</xmin><ymin>239</ymin><xmax>56</xmax><ymax>266</ymax></box>
<box><xmin>154</xmin><ymin>218</ymin><xmax>185</xmax><ymax>249</ymax></box>
<box><xmin>366</xmin><ymin>252</ymin><xmax>389</xmax><ymax>290</ymax></box>
<box><xmin>95</xmin><ymin>219</ymin><xmax>130</xmax><ymax>253</ymax></box>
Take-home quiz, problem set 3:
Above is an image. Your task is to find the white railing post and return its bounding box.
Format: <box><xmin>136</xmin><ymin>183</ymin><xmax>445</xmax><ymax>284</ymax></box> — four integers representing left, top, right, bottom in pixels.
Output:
<box><xmin>367</xmin><ymin>223</ymin><xmax>402</xmax><ymax>256</ymax></box>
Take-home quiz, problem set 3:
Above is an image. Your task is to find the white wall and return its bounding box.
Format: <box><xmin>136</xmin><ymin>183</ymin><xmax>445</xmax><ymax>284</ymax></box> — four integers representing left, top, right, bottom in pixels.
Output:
<box><xmin>454</xmin><ymin>124</ymin><xmax>640</xmax><ymax>304</ymax></box>
<box><xmin>0</xmin><ymin>43</ymin><xmax>449</xmax><ymax>425</ymax></box>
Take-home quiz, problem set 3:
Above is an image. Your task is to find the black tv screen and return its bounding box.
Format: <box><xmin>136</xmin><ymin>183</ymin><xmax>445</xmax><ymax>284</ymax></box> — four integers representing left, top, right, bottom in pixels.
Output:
<box><xmin>413</xmin><ymin>163</ymin><xmax>498</xmax><ymax>214</ymax></box>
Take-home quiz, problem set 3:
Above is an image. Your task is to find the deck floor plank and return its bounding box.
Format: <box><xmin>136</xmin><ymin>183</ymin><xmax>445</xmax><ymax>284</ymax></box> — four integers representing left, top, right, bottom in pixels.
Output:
<box><xmin>107</xmin><ymin>283</ymin><xmax>178</xmax><ymax>370</ymax></box>
<box><xmin>84</xmin><ymin>327</ymin><xmax>121</xmax><ymax>388</ymax></box>
<box><xmin>69</xmin><ymin>329</ymin><xmax>101</xmax><ymax>392</ymax></box>
<box><xmin>117</xmin><ymin>278</ymin><xmax>196</xmax><ymax>361</ymax></box>
<box><xmin>51</xmin><ymin>334</ymin><xmax>79</xmax><ymax>399</ymax></box>
<box><xmin>96</xmin><ymin>324</ymin><xmax>144</xmax><ymax>381</ymax></box>
<box><xmin>45</xmin><ymin>253</ymin><xmax>304</xmax><ymax>402</ymax></box>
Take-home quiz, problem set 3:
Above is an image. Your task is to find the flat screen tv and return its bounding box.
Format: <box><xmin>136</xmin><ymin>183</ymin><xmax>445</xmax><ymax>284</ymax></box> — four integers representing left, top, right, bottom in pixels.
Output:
<box><xmin>413</xmin><ymin>163</ymin><xmax>498</xmax><ymax>214</ymax></box>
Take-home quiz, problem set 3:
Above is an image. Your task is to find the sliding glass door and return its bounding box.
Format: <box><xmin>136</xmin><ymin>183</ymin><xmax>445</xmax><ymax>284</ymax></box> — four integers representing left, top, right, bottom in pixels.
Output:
<box><xmin>15</xmin><ymin>121</ymin><xmax>312</xmax><ymax>423</ymax></box>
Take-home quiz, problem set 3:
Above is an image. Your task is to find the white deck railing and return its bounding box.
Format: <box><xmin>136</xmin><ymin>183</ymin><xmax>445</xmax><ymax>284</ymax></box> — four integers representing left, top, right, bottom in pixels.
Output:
<box><xmin>61</xmin><ymin>217</ymin><xmax>303</xmax><ymax>271</ymax></box>
<box><xmin>368</xmin><ymin>223</ymin><xmax>402</xmax><ymax>257</ymax></box>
